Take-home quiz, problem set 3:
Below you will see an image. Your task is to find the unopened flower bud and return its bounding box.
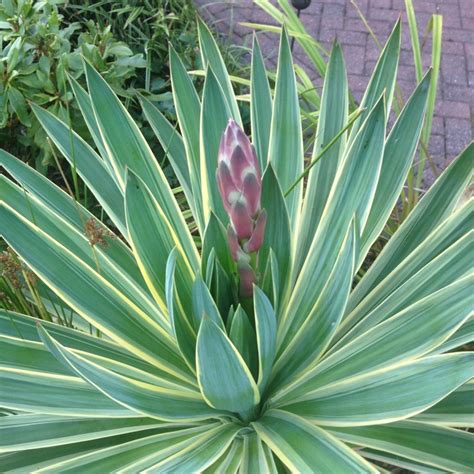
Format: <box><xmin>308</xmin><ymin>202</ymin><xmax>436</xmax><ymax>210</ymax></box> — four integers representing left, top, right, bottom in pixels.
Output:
<box><xmin>217</xmin><ymin>120</ymin><xmax>262</xmax><ymax>225</ymax></box>
<box><xmin>217</xmin><ymin>119</ymin><xmax>267</xmax><ymax>299</ymax></box>
<box><xmin>244</xmin><ymin>210</ymin><xmax>267</xmax><ymax>254</ymax></box>
<box><xmin>229</xmin><ymin>199</ymin><xmax>253</xmax><ymax>240</ymax></box>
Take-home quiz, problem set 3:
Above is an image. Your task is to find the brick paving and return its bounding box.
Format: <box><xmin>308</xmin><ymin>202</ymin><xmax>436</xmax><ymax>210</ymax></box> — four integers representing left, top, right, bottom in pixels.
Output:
<box><xmin>195</xmin><ymin>0</ymin><xmax>473</xmax><ymax>186</ymax></box>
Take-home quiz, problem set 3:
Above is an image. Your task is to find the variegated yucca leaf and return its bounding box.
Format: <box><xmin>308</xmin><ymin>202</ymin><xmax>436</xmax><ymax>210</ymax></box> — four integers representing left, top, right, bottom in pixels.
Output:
<box><xmin>0</xmin><ymin>18</ymin><xmax>473</xmax><ymax>473</ymax></box>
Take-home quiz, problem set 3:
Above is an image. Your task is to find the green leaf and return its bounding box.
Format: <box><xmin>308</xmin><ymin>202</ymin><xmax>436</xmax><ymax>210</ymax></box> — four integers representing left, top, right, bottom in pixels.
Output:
<box><xmin>0</xmin><ymin>310</ymin><xmax>184</xmax><ymax>385</ymax></box>
<box><xmin>0</xmin><ymin>149</ymin><xmax>144</xmax><ymax>288</ymax></box>
<box><xmin>32</xmin><ymin>103</ymin><xmax>127</xmax><ymax>236</ymax></box>
<box><xmin>165</xmin><ymin>248</ymin><xmax>197</xmax><ymax>372</ymax></box>
<box><xmin>8</xmin><ymin>86</ymin><xmax>31</xmax><ymax>126</ymax></box>
<box><xmin>0</xmin><ymin>367</ymin><xmax>131</xmax><ymax>417</ymax></box>
<box><xmin>39</xmin><ymin>325</ymin><xmax>218</xmax><ymax>422</ymax></box>
<box><xmin>68</xmin><ymin>76</ymin><xmax>113</xmax><ymax>178</ymax></box>
<box><xmin>1</xmin><ymin>328</ymin><xmax>190</xmax><ymax>394</ymax></box>
<box><xmin>0</xmin><ymin>430</ymin><xmax>172</xmax><ymax>472</ymax></box>
<box><xmin>252</xmin><ymin>410</ymin><xmax>376</xmax><ymax>473</ymax></box>
<box><xmin>250</xmin><ymin>35</ymin><xmax>272</xmax><ymax>170</ymax></box>
<box><xmin>430</xmin><ymin>316</ymin><xmax>474</xmax><ymax>355</ymax></box>
<box><xmin>0</xmin><ymin>175</ymin><xmax>161</xmax><ymax>326</ymax></box>
<box><xmin>329</xmin><ymin>421</ymin><xmax>474</xmax><ymax>472</ymax></box>
<box><xmin>268</xmin><ymin>28</ymin><xmax>304</xmax><ymax>228</ymax></box>
<box><xmin>271</xmin><ymin>222</ymin><xmax>354</xmax><ymax>392</ymax></box>
<box><xmin>0</xmin><ymin>334</ymin><xmax>72</xmax><ymax>376</ymax></box>
<box><xmin>359</xmin><ymin>70</ymin><xmax>431</xmax><ymax>266</ymax></box>
<box><xmin>336</xmin><ymin>226</ymin><xmax>472</xmax><ymax>346</ymax></box>
<box><xmin>349</xmin><ymin>142</ymin><xmax>473</xmax><ymax>312</ymax></box>
<box><xmin>260</xmin><ymin>249</ymin><xmax>280</xmax><ymax>314</ymax></box>
<box><xmin>239</xmin><ymin>432</ymin><xmax>277</xmax><ymax>474</ymax></box>
<box><xmin>258</xmin><ymin>164</ymin><xmax>292</xmax><ymax>309</ymax></box>
<box><xmin>282</xmin><ymin>353</ymin><xmax>474</xmax><ymax>425</ymax></box>
<box><xmin>229</xmin><ymin>305</ymin><xmax>258</xmax><ymax>378</ymax></box>
<box><xmin>360</xmin><ymin>448</ymin><xmax>448</xmax><ymax>474</ymax></box>
<box><xmin>296</xmin><ymin>42</ymin><xmax>348</xmax><ymax>273</ymax></box>
<box><xmin>148</xmin><ymin>423</ymin><xmax>240</xmax><ymax>473</ymax></box>
<box><xmin>197</xmin><ymin>17</ymin><xmax>241</xmax><ymax>125</ymax></box>
<box><xmin>253</xmin><ymin>286</ymin><xmax>277</xmax><ymax>394</ymax></box>
<box><xmin>196</xmin><ymin>317</ymin><xmax>260</xmax><ymax>417</ymax></box>
<box><xmin>201</xmin><ymin>212</ymin><xmax>234</xmax><ymax>279</ymax></box>
<box><xmin>348</xmin><ymin>20</ymin><xmax>400</xmax><ymax>143</ymax></box>
<box><xmin>139</xmin><ymin>95</ymin><xmax>195</xmax><ymax>219</ymax></box>
<box><xmin>203</xmin><ymin>439</ymin><xmax>243</xmax><ymax>474</ymax></box>
<box><xmin>192</xmin><ymin>274</ymin><xmax>225</xmax><ymax>330</ymax></box>
<box><xmin>342</xmin><ymin>198</ymin><xmax>473</xmax><ymax>339</ymax></box>
<box><xmin>208</xmin><ymin>255</ymin><xmax>234</xmax><ymax>321</ymax></box>
<box><xmin>169</xmin><ymin>45</ymin><xmax>205</xmax><ymax>232</ymax></box>
<box><xmin>280</xmin><ymin>97</ymin><xmax>385</xmax><ymax>351</ymax></box>
<box><xmin>414</xmin><ymin>382</ymin><xmax>474</xmax><ymax>427</ymax></box>
<box><xmin>20</xmin><ymin>425</ymin><xmax>216</xmax><ymax>473</ymax></box>
<box><xmin>83</xmin><ymin>61</ymin><xmax>199</xmax><ymax>269</ymax></box>
<box><xmin>0</xmin><ymin>203</ymin><xmax>191</xmax><ymax>383</ymax></box>
<box><xmin>200</xmin><ymin>67</ymin><xmax>232</xmax><ymax>225</ymax></box>
<box><xmin>0</xmin><ymin>414</ymin><xmax>166</xmax><ymax>452</ymax></box>
<box><xmin>278</xmin><ymin>275</ymin><xmax>472</xmax><ymax>403</ymax></box>
<box><xmin>124</xmin><ymin>169</ymin><xmax>194</xmax><ymax>313</ymax></box>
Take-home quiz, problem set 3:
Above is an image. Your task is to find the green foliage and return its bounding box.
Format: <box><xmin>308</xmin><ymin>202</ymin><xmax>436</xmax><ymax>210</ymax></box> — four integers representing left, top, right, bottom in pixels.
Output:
<box><xmin>0</xmin><ymin>0</ymin><xmax>148</xmax><ymax>170</ymax></box>
<box><xmin>0</xmin><ymin>18</ymin><xmax>472</xmax><ymax>472</ymax></box>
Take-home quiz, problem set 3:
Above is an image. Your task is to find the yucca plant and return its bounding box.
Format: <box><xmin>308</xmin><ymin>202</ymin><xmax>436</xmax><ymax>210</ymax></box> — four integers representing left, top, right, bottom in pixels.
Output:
<box><xmin>0</xmin><ymin>18</ymin><xmax>473</xmax><ymax>473</ymax></box>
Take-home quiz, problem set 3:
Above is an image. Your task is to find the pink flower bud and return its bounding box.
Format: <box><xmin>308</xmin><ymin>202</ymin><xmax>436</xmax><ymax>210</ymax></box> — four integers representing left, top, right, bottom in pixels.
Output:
<box><xmin>244</xmin><ymin>210</ymin><xmax>267</xmax><ymax>253</ymax></box>
<box><xmin>217</xmin><ymin>119</ymin><xmax>267</xmax><ymax>300</ymax></box>
<box><xmin>216</xmin><ymin>161</ymin><xmax>238</xmax><ymax>213</ymax></box>
<box><xmin>229</xmin><ymin>199</ymin><xmax>253</xmax><ymax>239</ymax></box>
<box><xmin>229</xmin><ymin>145</ymin><xmax>249</xmax><ymax>188</ymax></box>
<box><xmin>241</xmin><ymin>172</ymin><xmax>261</xmax><ymax>216</ymax></box>
<box><xmin>217</xmin><ymin>120</ymin><xmax>261</xmax><ymax>208</ymax></box>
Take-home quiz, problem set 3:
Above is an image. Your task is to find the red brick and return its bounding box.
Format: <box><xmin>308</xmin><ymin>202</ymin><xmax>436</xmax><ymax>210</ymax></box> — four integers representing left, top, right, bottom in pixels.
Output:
<box><xmin>443</xmin><ymin>84</ymin><xmax>474</xmax><ymax>103</ymax></box>
<box><xmin>442</xmin><ymin>13</ymin><xmax>462</xmax><ymax>29</ymax></box>
<box><xmin>431</xmin><ymin>116</ymin><xmax>445</xmax><ymax>136</ymax></box>
<box><xmin>369</xmin><ymin>8</ymin><xmax>401</xmax><ymax>22</ymax></box>
<box><xmin>346</xmin><ymin>1</ymin><xmax>368</xmax><ymax>18</ymax></box>
<box><xmin>321</xmin><ymin>3</ymin><xmax>345</xmax><ymax>30</ymax></box>
<box><xmin>344</xmin><ymin>45</ymin><xmax>367</xmax><ymax>74</ymax></box>
<box><xmin>348</xmin><ymin>74</ymin><xmax>369</xmax><ymax>93</ymax></box>
<box><xmin>364</xmin><ymin>60</ymin><xmax>377</xmax><ymax>76</ymax></box>
<box><xmin>344</xmin><ymin>17</ymin><xmax>369</xmax><ymax>32</ymax></box>
<box><xmin>397</xmin><ymin>64</ymin><xmax>417</xmax><ymax>83</ymax></box>
<box><xmin>468</xmin><ymin>71</ymin><xmax>474</xmax><ymax>88</ymax></box>
<box><xmin>318</xmin><ymin>28</ymin><xmax>337</xmax><ymax>43</ymax></box>
<box><xmin>374</xmin><ymin>0</ymin><xmax>392</xmax><ymax>9</ymax></box>
<box><xmin>441</xmin><ymin>54</ymin><xmax>467</xmax><ymax>85</ymax></box>
<box><xmin>436</xmin><ymin>101</ymin><xmax>471</xmax><ymax>120</ymax></box>
<box><xmin>445</xmin><ymin>118</ymin><xmax>473</xmax><ymax>156</ymax></box>
<box><xmin>461</xmin><ymin>17</ymin><xmax>474</xmax><ymax>31</ymax></box>
<box><xmin>428</xmin><ymin>134</ymin><xmax>446</xmax><ymax>157</ymax></box>
<box><xmin>444</xmin><ymin>28</ymin><xmax>474</xmax><ymax>43</ymax></box>
<box><xmin>459</xmin><ymin>0</ymin><xmax>474</xmax><ymax>18</ymax></box>
<box><xmin>397</xmin><ymin>79</ymin><xmax>417</xmax><ymax>101</ymax></box>
<box><xmin>337</xmin><ymin>30</ymin><xmax>368</xmax><ymax>46</ymax></box>
<box><xmin>442</xmin><ymin>41</ymin><xmax>464</xmax><ymax>55</ymax></box>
